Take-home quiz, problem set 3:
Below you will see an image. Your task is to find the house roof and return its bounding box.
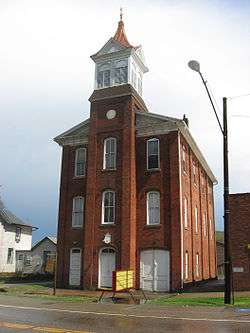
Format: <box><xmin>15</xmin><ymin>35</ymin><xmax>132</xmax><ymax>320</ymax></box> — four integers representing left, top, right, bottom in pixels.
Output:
<box><xmin>32</xmin><ymin>236</ymin><xmax>57</xmax><ymax>251</ymax></box>
<box><xmin>54</xmin><ymin>101</ymin><xmax>217</xmax><ymax>184</ymax></box>
<box><xmin>0</xmin><ymin>197</ymin><xmax>33</xmax><ymax>228</ymax></box>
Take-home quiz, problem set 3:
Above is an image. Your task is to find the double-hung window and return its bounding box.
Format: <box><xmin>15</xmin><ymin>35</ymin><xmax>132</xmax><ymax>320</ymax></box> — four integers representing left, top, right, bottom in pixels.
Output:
<box><xmin>184</xmin><ymin>197</ymin><xmax>188</xmax><ymax>228</ymax></box>
<box><xmin>147</xmin><ymin>191</ymin><xmax>160</xmax><ymax>225</ymax></box>
<box><xmin>102</xmin><ymin>190</ymin><xmax>115</xmax><ymax>224</ymax></box>
<box><xmin>97</xmin><ymin>70</ymin><xmax>111</xmax><ymax>88</ymax></box>
<box><xmin>75</xmin><ymin>148</ymin><xmax>86</xmax><ymax>177</ymax></box>
<box><xmin>7</xmin><ymin>248</ymin><xmax>14</xmax><ymax>264</ymax></box>
<box><xmin>72</xmin><ymin>197</ymin><xmax>84</xmax><ymax>228</ymax></box>
<box><xmin>195</xmin><ymin>206</ymin><xmax>198</xmax><ymax>233</ymax></box>
<box><xmin>185</xmin><ymin>251</ymin><xmax>189</xmax><ymax>279</ymax></box>
<box><xmin>147</xmin><ymin>138</ymin><xmax>160</xmax><ymax>170</ymax></box>
<box><xmin>15</xmin><ymin>226</ymin><xmax>21</xmax><ymax>242</ymax></box>
<box><xmin>203</xmin><ymin>212</ymin><xmax>207</xmax><ymax>237</ymax></box>
<box><xmin>104</xmin><ymin>138</ymin><xmax>116</xmax><ymax>170</ymax></box>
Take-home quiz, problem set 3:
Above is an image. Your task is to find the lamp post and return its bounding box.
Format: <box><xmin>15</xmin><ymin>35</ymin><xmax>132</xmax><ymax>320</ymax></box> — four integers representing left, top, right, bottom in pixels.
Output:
<box><xmin>188</xmin><ymin>60</ymin><xmax>231</xmax><ymax>304</ymax></box>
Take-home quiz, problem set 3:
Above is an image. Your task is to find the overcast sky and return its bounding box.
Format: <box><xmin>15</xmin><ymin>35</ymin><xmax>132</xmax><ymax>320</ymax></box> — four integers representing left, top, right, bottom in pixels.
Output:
<box><xmin>0</xmin><ymin>0</ymin><xmax>250</xmax><ymax>242</ymax></box>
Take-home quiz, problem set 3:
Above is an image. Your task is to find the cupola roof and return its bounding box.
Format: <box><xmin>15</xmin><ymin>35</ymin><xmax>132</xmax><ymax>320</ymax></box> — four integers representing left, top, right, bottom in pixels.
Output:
<box><xmin>113</xmin><ymin>10</ymin><xmax>133</xmax><ymax>48</ymax></box>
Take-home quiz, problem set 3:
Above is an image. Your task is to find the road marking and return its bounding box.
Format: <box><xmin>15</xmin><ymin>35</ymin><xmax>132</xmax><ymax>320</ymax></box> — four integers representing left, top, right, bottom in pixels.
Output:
<box><xmin>1</xmin><ymin>322</ymin><xmax>34</xmax><ymax>329</ymax></box>
<box><xmin>0</xmin><ymin>321</ymin><xmax>92</xmax><ymax>333</ymax></box>
<box><xmin>0</xmin><ymin>303</ymin><xmax>250</xmax><ymax>324</ymax></box>
<box><xmin>34</xmin><ymin>327</ymin><xmax>69</xmax><ymax>332</ymax></box>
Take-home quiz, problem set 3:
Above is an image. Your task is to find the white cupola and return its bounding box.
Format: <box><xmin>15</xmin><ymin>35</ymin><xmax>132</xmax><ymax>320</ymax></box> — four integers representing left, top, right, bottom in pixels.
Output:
<box><xmin>90</xmin><ymin>11</ymin><xmax>148</xmax><ymax>96</ymax></box>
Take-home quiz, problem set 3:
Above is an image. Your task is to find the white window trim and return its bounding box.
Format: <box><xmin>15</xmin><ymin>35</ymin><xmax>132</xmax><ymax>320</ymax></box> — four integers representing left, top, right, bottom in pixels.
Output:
<box><xmin>209</xmin><ymin>218</ymin><xmax>213</xmax><ymax>240</ymax></box>
<box><xmin>74</xmin><ymin>148</ymin><xmax>86</xmax><ymax>177</ymax></box>
<box><xmin>195</xmin><ymin>206</ymin><xmax>198</xmax><ymax>234</ymax></box>
<box><xmin>146</xmin><ymin>191</ymin><xmax>160</xmax><ymax>225</ymax></box>
<box><xmin>102</xmin><ymin>190</ymin><xmax>115</xmax><ymax>225</ymax></box>
<box><xmin>146</xmin><ymin>138</ymin><xmax>160</xmax><ymax>170</ymax></box>
<box><xmin>103</xmin><ymin>137</ymin><xmax>117</xmax><ymax>170</ymax></box>
<box><xmin>72</xmin><ymin>196</ymin><xmax>84</xmax><ymax>228</ymax></box>
<box><xmin>196</xmin><ymin>253</ymin><xmax>199</xmax><ymax>277</ymax></box>
<box><xmin>185</xmin><ymin>251</ymin><xmax>189</xmax><ymax>280</ymax></box>
<box><xmin>203</xmin><ymin>212</ymin><xmax>207</xmax><ymax>237</ymax></box>
<box><xmin>184</xmin><ymin>197</ymin><xmax>188</xmax><ymax>229</ymax></box>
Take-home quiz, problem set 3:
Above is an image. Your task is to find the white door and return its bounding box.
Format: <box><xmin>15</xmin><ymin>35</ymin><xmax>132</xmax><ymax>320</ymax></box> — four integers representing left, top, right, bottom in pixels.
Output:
<box><xmin>140</xmin><ymin>249</ymin><xmax>170</xmax><ymax>292</ymax></box>
<box><xmin>69</xmin><ymin>248</ymin><xmax>81</xmax><ymax>286</ymax></box>
<box><xmin>99</xmin><ymin>248</ymin><xmax>116</xmax><ymax>288</ymax></box>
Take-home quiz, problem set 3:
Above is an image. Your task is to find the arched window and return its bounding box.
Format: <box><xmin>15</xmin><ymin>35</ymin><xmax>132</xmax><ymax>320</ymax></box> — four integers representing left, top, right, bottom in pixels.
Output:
<box><xmin>102</xmin><ymin>190</ymin><xmax>115</xmax><ymax>224</ymax></box>
<box><xmin>203</xmin><ymin>212</ymin><xmax>207</xmax><ymax>237</ymax></box>
<box><xmin>196</xmin><ymin>253</ymin><xmax>199</xmax><ymax>277</ymax></box>
<box><xmin>147</xmin><ymin>138</ymin><xmax>160</xmax><ymax>170</ymax></box>
<box><xmin>185</xmin><ymin>251</ymin><xmax>189</xmax><ymax>280</ymax></box>
<box><xmin>74</xmin><ymin>148</ymin><xmax>86</xmax><ymax>177</ymax></box>
<box><xmin>147</xmin><ymin>191</ymin><xmax>160</xmax><ymax>225</ymax></box>
<box><xmin>195</xmin><ymin>205</ymin><xmax>198</xmax><ymax>233</ymax></box>
<box><xmin>103</xmin><ymin>137</ymin><xmax>116</xmax><ymax>170</ymax></box>
<box><xmin>184</xmin><ymin>197</ymin><xmax>188</xmax><ymax>228</ymax></box>
<box><xmin>72</xmin><ymin>196</ymin><xmax>84</xmax><ymax>227</ymax></box>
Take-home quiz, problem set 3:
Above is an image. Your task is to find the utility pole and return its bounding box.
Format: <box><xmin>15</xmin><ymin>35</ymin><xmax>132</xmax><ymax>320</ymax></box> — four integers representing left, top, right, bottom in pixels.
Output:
<box><xmin>223</xmin><ymin>97</ymin><xmax>231</xmax><ymax>304</ymax></box>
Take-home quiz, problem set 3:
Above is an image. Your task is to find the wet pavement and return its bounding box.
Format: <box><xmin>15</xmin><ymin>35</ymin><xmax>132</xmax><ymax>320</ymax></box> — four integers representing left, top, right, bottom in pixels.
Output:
<box><xmin>1</xmin><ymin>295</ymin><xmax>250</xmax><ymax>332</ymax></box>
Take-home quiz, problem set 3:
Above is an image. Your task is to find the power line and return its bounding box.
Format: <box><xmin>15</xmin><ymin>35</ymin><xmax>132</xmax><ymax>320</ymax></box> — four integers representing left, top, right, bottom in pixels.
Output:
<box><xmin>228</xmin><ymin>93</ymin><xmax>250</xmax><ymax>100</ymax></box>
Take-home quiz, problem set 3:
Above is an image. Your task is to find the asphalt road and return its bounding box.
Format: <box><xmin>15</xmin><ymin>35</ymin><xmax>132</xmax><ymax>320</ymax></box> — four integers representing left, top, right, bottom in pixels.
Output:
<box><xmin>1</xmin><ymin>295</ymin><xmax>250</xmax><ymax>332</ymax></box>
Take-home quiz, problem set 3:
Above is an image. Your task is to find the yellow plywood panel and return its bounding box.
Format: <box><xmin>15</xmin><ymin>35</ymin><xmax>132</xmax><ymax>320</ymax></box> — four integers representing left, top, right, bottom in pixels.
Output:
<box><xmin>113</xmin><ymin>270</ymin><xmax>134</xmax><ymax>291</ymax></box>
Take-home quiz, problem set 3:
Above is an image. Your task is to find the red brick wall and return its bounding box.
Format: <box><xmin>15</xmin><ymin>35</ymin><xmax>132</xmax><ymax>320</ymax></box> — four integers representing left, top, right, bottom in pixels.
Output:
<box><xmin>56</xmin><ymin>145</ymin><xmax>87</xmax><ymax>287</ymax></box>
<box><xmin>229</xmin><ymin>193</ymin><xmax>250</xmax><ymax>290</ymax></box>
<box><xmin>180</xmin><ymin>135</ymin><xmax>217</xmax><ymax>285</ymax></box>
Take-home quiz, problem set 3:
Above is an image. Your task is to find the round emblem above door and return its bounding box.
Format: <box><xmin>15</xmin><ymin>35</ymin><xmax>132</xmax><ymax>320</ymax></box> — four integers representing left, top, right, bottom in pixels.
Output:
<box><xmin>106</xmin><ymin>109</ymin><xmax>116</xmax><ymax>120</ymax></box>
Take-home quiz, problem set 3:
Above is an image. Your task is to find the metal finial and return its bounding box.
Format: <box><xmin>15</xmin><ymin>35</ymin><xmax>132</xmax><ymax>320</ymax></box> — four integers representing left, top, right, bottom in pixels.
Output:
<box><xmin>120</xmin><ymin>7</ymin><xmax>123</xmax><ymax>21</ymax></box>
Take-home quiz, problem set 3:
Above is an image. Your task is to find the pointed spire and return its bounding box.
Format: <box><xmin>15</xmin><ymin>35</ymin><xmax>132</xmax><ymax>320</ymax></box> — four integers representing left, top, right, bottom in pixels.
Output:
<box><xmin>113</xmin><ymin>8</ymin><xmax>133</xmax><ymax>48</ymax></box>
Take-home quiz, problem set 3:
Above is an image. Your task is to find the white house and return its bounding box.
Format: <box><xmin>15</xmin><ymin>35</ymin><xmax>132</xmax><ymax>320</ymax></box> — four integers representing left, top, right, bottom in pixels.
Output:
<box><xmin>0</xmin><ymin>197</ymin><xmax>34</xmax><ymax>273</ymax></box>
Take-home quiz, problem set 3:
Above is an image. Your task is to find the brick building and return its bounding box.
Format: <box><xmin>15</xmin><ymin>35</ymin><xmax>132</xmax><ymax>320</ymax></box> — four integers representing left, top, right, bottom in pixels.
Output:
<box><xmin>229</xmin><ymin>193</ymin><xmax>250</xmax><ymax>290</ymax></box>
<box><xmin>54</xmin><ymin>16</ymin><xmax>217</xmax><ymax>292</ymax></box>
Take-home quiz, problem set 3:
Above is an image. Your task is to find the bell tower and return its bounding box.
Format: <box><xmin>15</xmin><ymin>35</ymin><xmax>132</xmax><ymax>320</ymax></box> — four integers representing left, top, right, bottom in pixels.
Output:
<box><xmin>90</xmin><ymin>10</ymin><xmax>148</xmax><ymax>96</ymax></box>
<box><xmin>83</xmin><ymin>12</ymin><xmax>148</xmax><ymax>289</ymax></box>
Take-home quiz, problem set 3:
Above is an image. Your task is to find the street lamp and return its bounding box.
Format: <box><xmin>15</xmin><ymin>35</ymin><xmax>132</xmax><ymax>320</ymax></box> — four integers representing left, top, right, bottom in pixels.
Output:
<box><xmin>188</xmin><ymin>60</ymin><xmax>231</xmax><ymax>305</ymax></box>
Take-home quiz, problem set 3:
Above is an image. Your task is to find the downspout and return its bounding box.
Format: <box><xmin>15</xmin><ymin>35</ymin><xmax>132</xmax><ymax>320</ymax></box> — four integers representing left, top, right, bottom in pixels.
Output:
<box><xmin>177</xmin><ymin>131</ymin><xmax>184</xmax><ymax>289</ymax></box>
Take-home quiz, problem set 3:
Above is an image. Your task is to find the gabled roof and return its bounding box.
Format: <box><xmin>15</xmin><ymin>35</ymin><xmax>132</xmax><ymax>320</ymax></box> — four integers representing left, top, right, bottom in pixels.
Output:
<box><xmin>0</xmin><ymin>197</ymin><xmax>33</xmax><ymax>228</ymax></box>
<box><xmin>135</xmin><ymin>111</ymin><xmax>217</xmax><ymax>184</ymax></box>
<box><xmin>32</xmin><ymin>236</ymin><xmax>57</xmax><ymax>251</ymax></box>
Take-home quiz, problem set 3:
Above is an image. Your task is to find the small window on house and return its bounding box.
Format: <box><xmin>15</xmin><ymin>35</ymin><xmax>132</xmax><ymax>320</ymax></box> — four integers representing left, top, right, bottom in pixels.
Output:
<box><xmin>203</xmin><ymin>212</ymin><xmax>207</xmax><ymax>237</ymax></box>
<box><xmin>102</xmin><ymin>190</ymin><xmax>115</xmax><ymax>224</ymax></box>
<box><xmin>7</xmin><ymin>248</ymin><xmax>14</xmax><ymax>264</ymax></box>
<box><xmin>75</xmin><ymin>148</ymin><xmax>86</xmax><ymax>177</ymax></box>
<box><xmin>103</xmin><ymin>138</ymin><xmax>116</xmax><ymax>170</ymax></box>
<box><xmin>97</xmin><ymin>70</ymin><xmax>111</xmax><ymax>88</ymax></box>
<box><xmin>185</xmin><ymin>251</ymin><xmax>189</xmax><ymax>279</ymax></box>
<box><xmin>201</xmin><ymin>174</ymin><xmax>205</xmax><ymax>194</ymax></box>
<box><xmin>147</xmin><ymin>191</ymin><xmax>160</xmax><ymax>225</ymax></box>
<box><xmin>182</xmin><ymin>145</ymin><xmax>186</xmax><ymax>172</ymax></box>
<box><xmin>195</xmin><ymin>206</ymin><xmax>198</xmax><ymax>233</ymax></box>
<box><xmin>25</xmin><ymin>254</ymin><xmax>31</xmax><ymax>266</ymax></box>
<box><xmin>72</xmin><ymin>197</ymin><xmax>84</xmax><ymax>228</ymax></box>
<box><xmin>184</xmin><ymin>197</ymin><xmax>188</xmax><ymax>228</ymax></box>
<box><xmin>209</xmin><ymin>218</ymin><xmax>213</xmax><ymax>240</ymax></box>
<box><xmin>147</xmin><ymin>138</ymin><xmax>160</xmax><ymax>170</ymax></box>
<box><xmin>196</xmin><ymin>253</ymin><xmax>199</xmax><ymax>277</ymax></box>
<box><xmin>15</xmin><ymin>227</ymin><xmax>21</xmax><ymax>243</ymax></box>
<box><xmin>193</xmin><ymin>162</ymin><xmax>197</xmax><ymax>185</ymax></box>
<box><xmin>114</xmin><ymin>61</ymin><xmax>128</xmax><ymax>85</ymax></box>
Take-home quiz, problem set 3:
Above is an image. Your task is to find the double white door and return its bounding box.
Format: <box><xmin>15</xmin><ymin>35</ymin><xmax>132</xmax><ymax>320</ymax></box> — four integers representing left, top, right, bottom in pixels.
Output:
<box><xmin>140</xmin><ymin>249</ymin><xmax>170</xmax><ymax>292</ymax></box>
